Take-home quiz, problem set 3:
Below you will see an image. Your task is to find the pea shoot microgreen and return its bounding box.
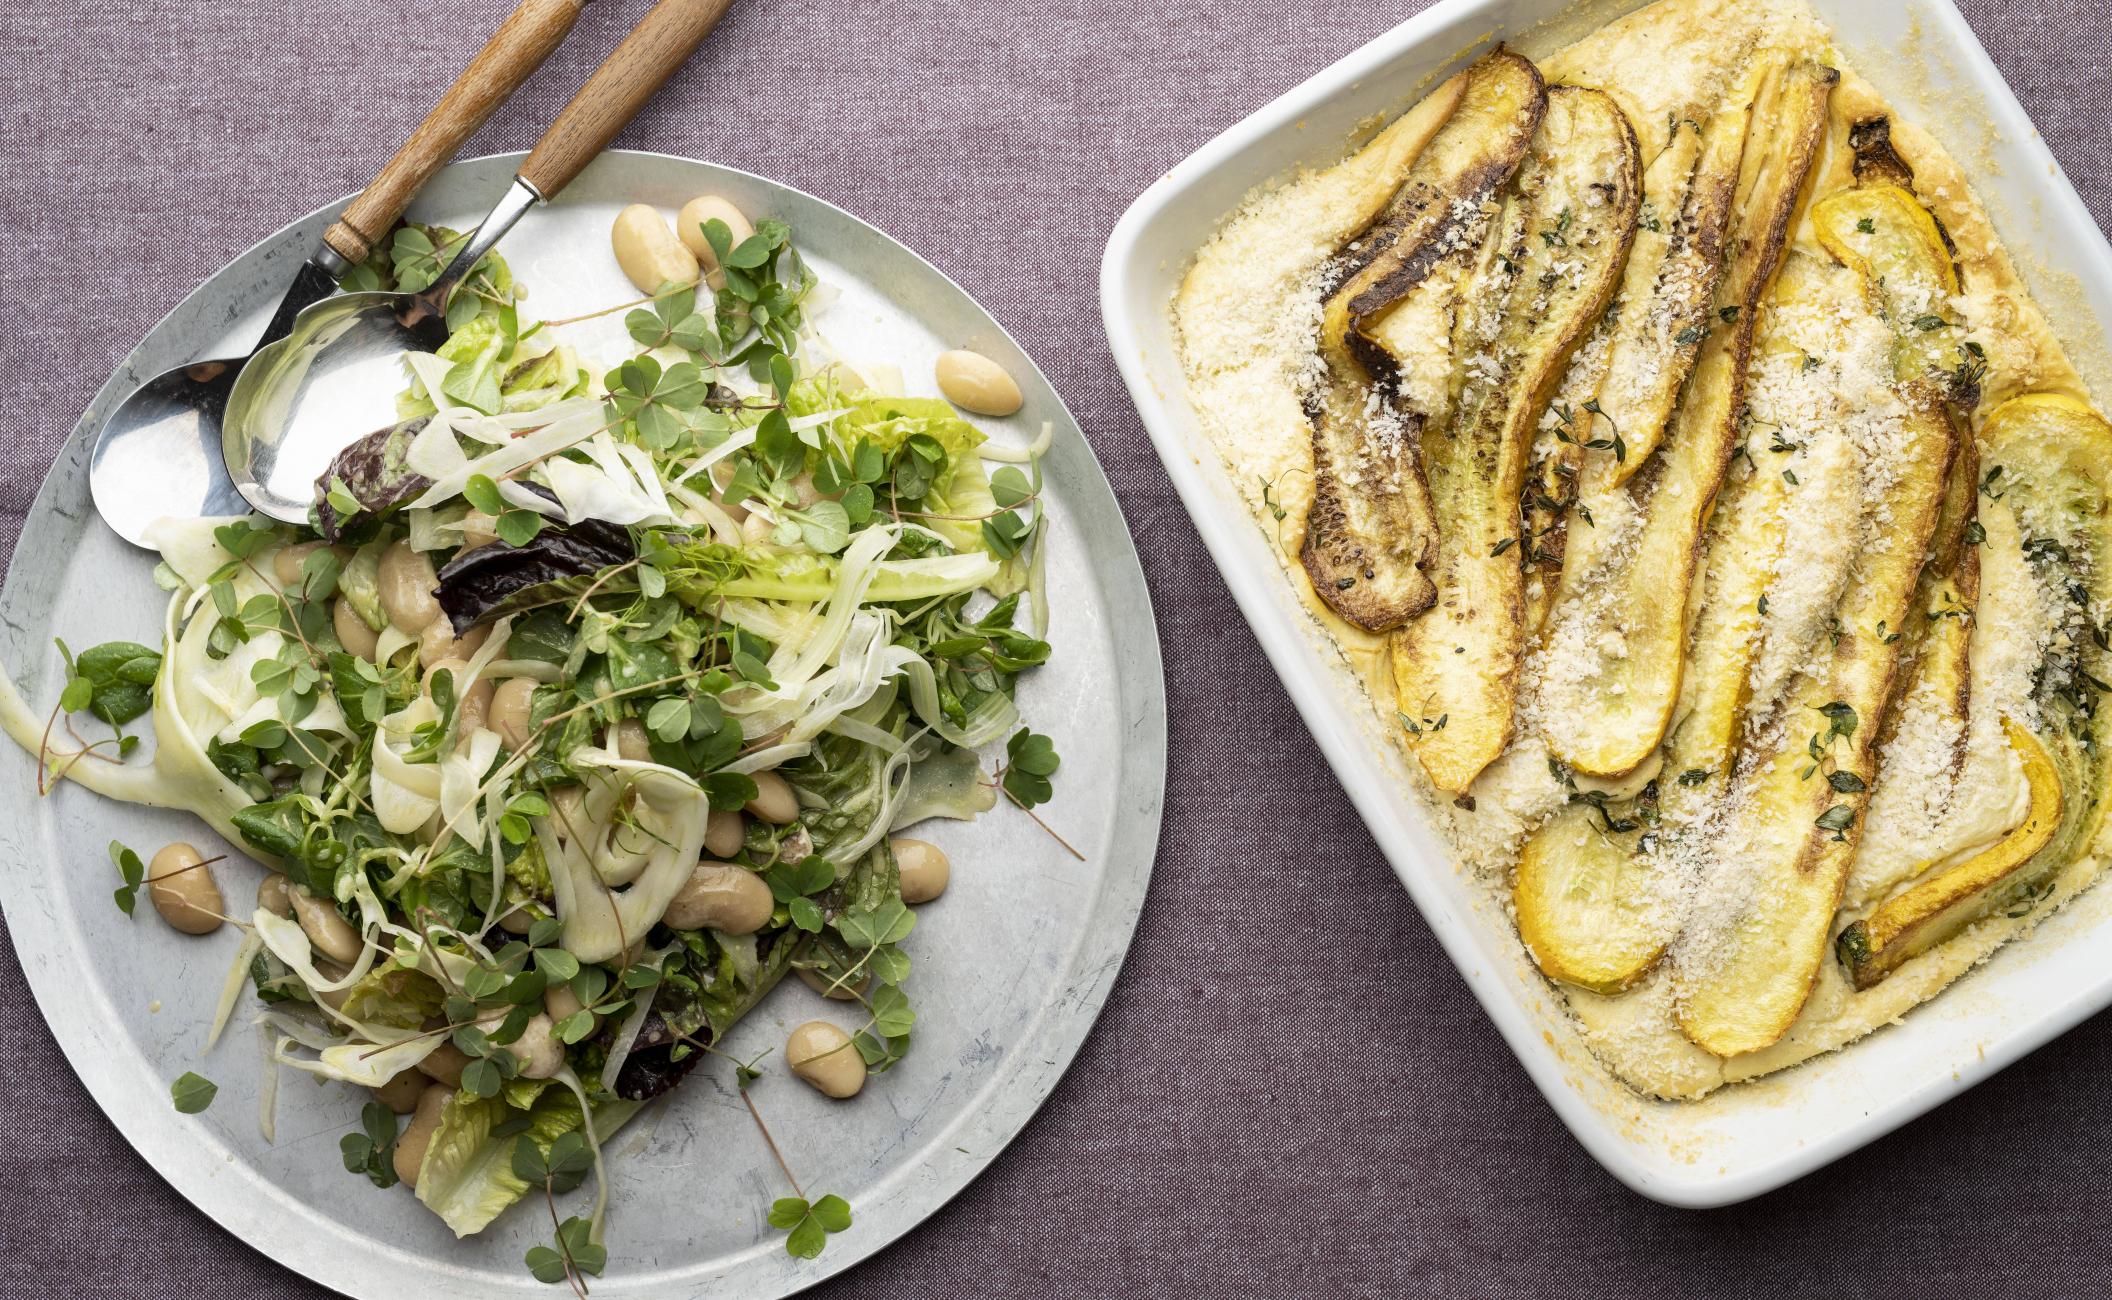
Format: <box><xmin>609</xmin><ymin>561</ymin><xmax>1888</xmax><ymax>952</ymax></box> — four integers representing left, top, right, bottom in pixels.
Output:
<box><xmin>109</xmin><ymin>840</ymin><xmax>146</xmax><ymax>916</ymax></box>
<box><xmin>770</xmin><ymin>1195</ymin><xmax>854</xmax><ymax>1260</ymax></box>
<box><xmin>999</xmin><ymin>728</ymin><xmax>1061</xmax><ymax>808</ymax></box>
<box><xmin>170</xmin><ymin>1071</ymin><xmax>218</xmax><ymax>1114</ymax></box>
<box><xmin>340</xmin><ymin>1101</ymin><xmax>401</xmax><ymax>1188</ymax></box>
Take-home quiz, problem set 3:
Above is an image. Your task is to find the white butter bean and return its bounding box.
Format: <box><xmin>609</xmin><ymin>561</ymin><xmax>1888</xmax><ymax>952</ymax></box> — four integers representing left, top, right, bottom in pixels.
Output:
<box><xmin>662</xmin><ymin>862</ymin><xmax>774</xmax><ymax>934</ymax></box>
<box><xmin>491</xmin><ymin>677</ymin><xmax>537</xmax><ymax>751</ymax></box>
<box><xmin>378</xmin><ymin>541</ymin><xmax>442</xmax><ymax>634</ymax></box>
<box><xmin>891</xmin><ymin>837</ymin><xmax>951</xmax><ymax>905</ymax></box>
<box><xmin>677</xmin><ymin>195</ymin><xmax>755</xmax><ymax>289</ymax></box>
<box><xmin>934</xmin><ymin>349</ymin><xmax>1023</xmax><ymax>417</ymax></box>
<box><xmin>786</xmin><ymin>1021</ymin><xmax>865</xmax><ymax>1099</ymax></box>
<box><xmin>371</xmin><ymin>1068</ymin><xmax>427</xmax><ymax>1115</ymax></box>
<box><xmin>394</xmin><ymin>1084</ymin><xmax>452</xmax><ymax>1187</ymax></box>
<box><xmin>746</xmin><ymin>770</ymin><xmax>799</xmax><ymax>825</ymax></box>
<box><xmin>418</xmin><ymin>615</ymin><xmax>490</xmax><ymax>669</ymax></box>
<box><xmin>611</xmin><ymin>204</ymin><xmax>699</xmax><ymax>294</ymax></box>
<box><xmin>147</xmin><ymin>843</ymin><xmax>224</xmax><ymax>935</ymax></box>
<box><xmin>333</xmin><ymin>598</ymin><xmax>380</xmax><ymax>660</ymax></box>
<box><xmin>704</xmin><ymin>809</ymin><xmax>746</xmax><ymax>859</ymax></box>
<box><xmin>291</xmin><ymin>888</ymin><xmax>362</xmax><ymax>965</ymax></box>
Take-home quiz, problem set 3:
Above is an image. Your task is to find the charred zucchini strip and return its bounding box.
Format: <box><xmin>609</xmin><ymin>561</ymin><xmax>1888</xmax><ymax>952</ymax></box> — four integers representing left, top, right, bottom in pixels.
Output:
<box><xmin>1869</xmin><ymin>432</ymin><xmax>1978</xmax><ymax>785</ymax></box>
<box><xmin>1601</xmin><ymin>104</ymin><xmax>1750</xmax><ymax>485</ymax></box>
<box><xmin>1383</xmin><ymin>86</ymin><xmax>1640</xmax><ymax>793</ymax></box>
<box><xmin>1837</xmin><ymin>720</ymin><xmax>2059</xmax><ymax>988</ymax></box>
<box><xmin>1302</xmin><ymin>49</ymin><xmax>1546</xmax><ymax>631</ymax></box>
<box><xmin>1675</xmin><ymin>146</ymin><xmax>1972</xmax><ymax>1058</ymax></box>
<box><xmin>1512</xmin><ymin>253</ymin><xmax>1829</xmax><ymax>996</ymax></box>
<box><xmin>1539</xmin><ymin>61</ymin><xmax>1835</xmax><ymax>780</ymax></box>
<box><xmin>1516</xmin><ymin>99</ymin><xmax>1747</xmax><ymax>630</ymax></box>
<box><xmin>1838</xmin><ymin>394</ymin><xmax>2112</xmax><ymax>988</ymax></box>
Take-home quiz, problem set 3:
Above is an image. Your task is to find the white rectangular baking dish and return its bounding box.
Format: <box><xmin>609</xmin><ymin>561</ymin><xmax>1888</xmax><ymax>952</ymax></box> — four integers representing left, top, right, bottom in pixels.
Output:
<box><xmin>1101</xmin><ymin>0</ymin><xmax>2112</xmax><ymax>1206</ymax></box>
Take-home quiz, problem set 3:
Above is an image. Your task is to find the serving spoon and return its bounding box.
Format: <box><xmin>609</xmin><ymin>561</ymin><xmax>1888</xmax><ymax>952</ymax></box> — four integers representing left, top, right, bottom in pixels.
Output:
<box><xmin>88</xmin><ymin>0</ymin><xmax>590</xmax><ymax>548</ymax></box>
<box><xmin>223</xmin><ymin>0</ymin><xmax>739</xmax><ymax>527</ymax></box>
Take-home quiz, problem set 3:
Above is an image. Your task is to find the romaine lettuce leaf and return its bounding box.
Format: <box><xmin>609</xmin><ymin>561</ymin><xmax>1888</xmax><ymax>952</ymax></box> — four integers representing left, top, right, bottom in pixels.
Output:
<box><xmin>340</xmin><ymin>965</ymin><xmax>445</xmax><ymax>1031</ymax></box>
<box><xmin>415</xmin><ymin>1085</ymin><xmax>641</xmax><ymax>1237</ymax></box>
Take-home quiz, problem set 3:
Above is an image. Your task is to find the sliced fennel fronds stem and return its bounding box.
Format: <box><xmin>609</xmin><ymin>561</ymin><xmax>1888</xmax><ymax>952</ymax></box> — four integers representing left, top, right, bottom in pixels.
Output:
<box><xmin>1028</xmin><ymin>515</ymin><xmax>1051</xmax><ymax>640</ymax></box>
<box><xmin>258</xmin><ymin>1032</ymin><xmax>281</xmax><ymax>1143</ymax></box>
<box><xmin>555</xmin><ymin>1067</ymin><xmax>617</xmax><ymax>1244</ymax></box>
<box><xmin>977</xmin><ymin>420</ymin><xmax>1057</xmax><ymax>463</ymax></box>
<box><xmin>208</xmin><ymin>928</ymin><xmax>267</xmax><ymax>1052</ymax></box>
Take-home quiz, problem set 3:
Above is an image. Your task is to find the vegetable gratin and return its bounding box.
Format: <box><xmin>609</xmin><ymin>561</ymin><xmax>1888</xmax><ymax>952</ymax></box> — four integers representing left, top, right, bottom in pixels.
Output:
<box><xmin>1173</xmin><ymin>0</ymin><xmax>2112</xmax><ymax>1099</ymax></box>
<box><xmin>0</xmin><ymin>191</ymin><xmax>1068</xmax><ymax>1284</ymax></box>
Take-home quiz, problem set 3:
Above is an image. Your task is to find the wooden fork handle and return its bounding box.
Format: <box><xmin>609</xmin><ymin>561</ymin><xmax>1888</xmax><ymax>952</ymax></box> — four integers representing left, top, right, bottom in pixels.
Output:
<box><xmin>518</xmin><ymin>0</ymin><xmax>737</xmax><ymax>200</ymax></box>
<box><xmin>323</xmin><ymin>0</ymin><xmax>588</xmax><ymax>265</ymax></box>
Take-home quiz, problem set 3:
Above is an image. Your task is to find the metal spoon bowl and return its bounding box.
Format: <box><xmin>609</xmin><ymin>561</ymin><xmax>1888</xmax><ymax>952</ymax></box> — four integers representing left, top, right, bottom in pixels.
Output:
<box><xmin>89</xmin><ymin>358</ymin><xmax>255</xmax><ymax>543</ymax></box>
<box><xmin>84</xmin><ymin>0</ymin><xmax>587</xmax><ymax>547</ymax></box>
<box><xmin>220</xmin><ymin>0</ymin><xmax>737</xmax><ymax>527</ymax></box>
<box><xmin>221</xmin><ymin>185</ymin><xmax>542</xmax><ymax>523</ymax></box>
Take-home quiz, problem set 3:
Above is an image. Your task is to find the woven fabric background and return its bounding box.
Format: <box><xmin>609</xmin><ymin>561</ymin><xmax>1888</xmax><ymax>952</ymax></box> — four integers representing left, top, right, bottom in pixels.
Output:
<box><xmin>1</xmin><ymin>1</ymin><xmax>2108</xmax><ymax>1295</ymax></box>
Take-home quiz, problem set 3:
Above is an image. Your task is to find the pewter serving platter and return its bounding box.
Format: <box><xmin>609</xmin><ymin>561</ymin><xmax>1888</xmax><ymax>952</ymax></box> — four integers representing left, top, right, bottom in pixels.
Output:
<box><xmin>1102</xmin><ymin>0</ymin><xmax>2112</xmax><ymax>1206</ymax></box>
<box><xmin>0</xmin><ymin>151</ymin><xmax>1163</xmax><ymax>1296</ymax></box>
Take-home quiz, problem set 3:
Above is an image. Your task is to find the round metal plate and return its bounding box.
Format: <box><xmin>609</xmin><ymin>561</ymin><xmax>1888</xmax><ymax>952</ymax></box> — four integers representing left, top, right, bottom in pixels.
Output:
<box><xmin>0</xmin><ymin>152</ymin><xmax>1165</xmax><ymax>1297</ymax></box>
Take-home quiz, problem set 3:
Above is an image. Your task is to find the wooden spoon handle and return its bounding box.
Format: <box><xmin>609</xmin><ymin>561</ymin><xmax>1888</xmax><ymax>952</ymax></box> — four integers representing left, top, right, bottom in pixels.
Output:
<box><xmin>322</xmin><ymin>0</ymin><xmax>587</xmax><ymax>265</ymax></box>
<box><xmin>518</xmin><ymin>0</ymin><xmax>736</xmax><ymax>199</ymax></box>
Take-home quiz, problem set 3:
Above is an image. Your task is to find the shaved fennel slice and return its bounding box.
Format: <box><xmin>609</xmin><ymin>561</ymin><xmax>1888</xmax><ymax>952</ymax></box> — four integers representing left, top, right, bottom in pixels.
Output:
<box><xmin>896</xmin><ymin>653</ymin><xmax>1020</xmax><ymax>748</ymax></box>
<box><xmin>439</xmin><ymin>729</ymin><xmax>505</xmax><ymax>853</ymax></box>
<box><xmin>258</xmin><ymin>1033</ymin><xmax>280</xmax><ymax>1143</ymax></box>
<box><xmin>772</xmin><ymin>526</ymin><xmax>892</xmax><ymax>690</ymax></box>
<box><xmin>208</xmin><ymin>928</ymin><xmax>267</xmax><ymax>1052</ymax></box>
<box><xmin>274</xmin><ymin>1030</ymin><xmax>439</xmax><ymax>1087</ymax></box>
<box><xmin>537</xmin><ymin>751</ymin><xmax>711</xmax><ymax>962</ymax></box>
<box><xmin>404</xmin><ymin>399</ymin><xmax>606</xmax><ymax>509</ymax></box>
<box><xmin>826</xmin><ymin>714</ymin><xmax>906</xmax><ymax>751</ymax></box>
<box><xmin>713</xmin><ymin>599</ymin><xmax>824</xmax><ymax>647</ymax></box>
<box><xmin>976</xmin><ymin>419</ymin><xmax>1057</xmax><ymax>463</ymax></box>
<box><xmin>373</xmin><ymin>696</ymin><xmax>443</xmax><ymax>834</ymax></box>
<box><xmin>665</xmin><ymin>482</ymin><xmax>744</xmax><ymax>544</ymax></box>
<box><xmin>142</xmin><ymin>515</ymin><xmax>247</xmax><ymax>588</ymax></box>
<box><xmin>727</xmin><ymin>742</ymin><xmax>814</xmax><ymax>775</ymax></box>
<box><xmin>555</xmin><ymin>1067</ymin><xmax>638</xmax><ymax>1242</ymax></box>
<box><xmin>597</xmin><ymin>950</ymin><xmax>669</xmax><ymax>1094</ymax></box>
<box><xmin>530</xmin><ymin>431</ymin><xmax>675</xmax><ymax>526</ymax></box>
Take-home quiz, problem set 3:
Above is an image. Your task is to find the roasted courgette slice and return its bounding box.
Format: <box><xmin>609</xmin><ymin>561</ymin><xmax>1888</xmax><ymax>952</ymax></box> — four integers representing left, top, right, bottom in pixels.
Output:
<box><xmin>1517</xmin><ymin>92</ymin><xmax>1751</xmax><ymax>630</ymax></box>
<box><xmin>1837</xmin><ymin>718</ymin><xmax>2059</xmax><ymax>988</ymax></box>
<box><xmin>1674</xmin><ymin>143</ymin><xmax>1971</xmax><ymax>1058</ymax></box>
<box><xmin>1538</xmin><ymin>60</ymin><xmax>1835</xmax><ymax>780</ymax></box>
<box><xmin>1836</xmin><ymin>394</ymin><xmax>2112</xmax><ymax>988</ymax></box>
<box><xmin>1511</xmin><ymin>250</ymin><xmax>1834</xmax><ymax>997</ymax></box>
<box><xmin>1601</xmin><ymin>103</ymin><xmax>1750</xmax><ymax>485</ymax></box>
<box><xmin>1302</xmin><ymin>49</ymin><xmax>1546</xmax><ymax>632</ymax></box>
<box><xmin>1382</xmin><ymin>85</ymin><xmax>1640</xmax><ymax>793</ymax></box>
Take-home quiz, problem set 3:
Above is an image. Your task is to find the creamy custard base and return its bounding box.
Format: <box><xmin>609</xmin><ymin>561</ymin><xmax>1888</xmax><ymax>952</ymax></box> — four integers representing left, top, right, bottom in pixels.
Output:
<box><xmin>1171</xmin><ymin>0</ymin><xmax>2112</xmax><ymax>1098</ymax></box>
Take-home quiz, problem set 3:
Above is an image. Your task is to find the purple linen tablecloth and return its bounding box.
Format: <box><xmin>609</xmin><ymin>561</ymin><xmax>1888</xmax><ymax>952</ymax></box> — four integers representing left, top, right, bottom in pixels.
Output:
<box><xmin>2</xmin><ymin>1</ymin><xmax>2109</xmax><ymax>1295</ymax></box>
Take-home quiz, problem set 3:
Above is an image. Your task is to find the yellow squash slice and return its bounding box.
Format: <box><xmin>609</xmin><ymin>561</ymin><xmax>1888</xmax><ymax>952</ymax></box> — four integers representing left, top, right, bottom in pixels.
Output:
<box><xmin>1837</xmin><ymin>393</ymin><xmax>2112</xmax><ymax>987</ymax></box>
<box><xmin>1538</xmin><ymin>60</ymin><xmax>1837</xmax><ymax>780</ymax></box>
<box><xmin>1302</xmin><ymin>49</ymin><xmax>1546</xmax><ymax>632</ymax></box>
<box><xmin>1836</xmin><ymin>718</ymin><xmax>2059</xmax><ymax>988</ymax></box>
<box><xmin>1513</xmin><ymin>251</ymin><xmax>1833</xmax><ymax>996</ymax></box>
<box><xmin>1674</xmin><ymin>141</ymin><xmax>1976</xmax><ymax>1058</ymax></box>
<box><xmin>1869</xmin><ymin>433</ymin><xmax>1978</xmax><ymax>781</ymax></box>
<box><xmin>1383</xmin><ymin>85</ymin><xmax>1641</xmax><ymax>791</ymax></box>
